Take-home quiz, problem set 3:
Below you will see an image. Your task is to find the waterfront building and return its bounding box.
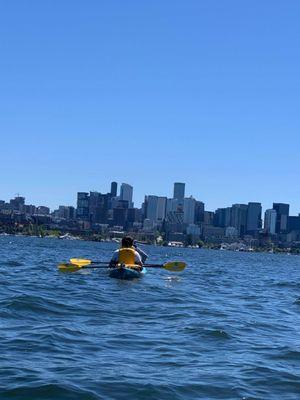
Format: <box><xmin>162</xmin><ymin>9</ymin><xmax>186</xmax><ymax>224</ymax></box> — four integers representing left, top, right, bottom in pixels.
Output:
<box><xmin>186</xmin><ymin>224</ymin><xmax>201</xmax><ymax>236</ymax></box>
<box><xmin>183</xmin><ymin>197</ymin><xmax>196</xmax><ymax>224</ymax></box>
<box><xmin>264</xmin><ymin>209</ymin><xmax>277</xmax><ymax>235</ymax></box>
<box><xmin>202</xmin><ymin>225</ymin><xmax>225</xmax><ymax>242</ymax></box>
<box><xmin>120</xmin><ymin>183</ymin><xmax>133</xmax><ymax>208</ymax></box>
<box><xmin>225</xmin><ymin>226</ymin><xmax>238</xmax><ymax>238</ymax></box>
<box><xmin>186</xmin><ymin>224</ymin><xmax>201</xmax><ymax>244</ymax></box>
<box><xmin>246</xmin><ymin>202</ymin><xmax>262</xmax><ymax>235</ymax></box>
<box><xmin>273</xmin><ymin>203</ymin><xmax>290</xmax><ymax>233</ymax></box>
<box><xmin>57</xmin><ymin>206</ymin><xmax>75</xmax><ymax>220</ymax></box>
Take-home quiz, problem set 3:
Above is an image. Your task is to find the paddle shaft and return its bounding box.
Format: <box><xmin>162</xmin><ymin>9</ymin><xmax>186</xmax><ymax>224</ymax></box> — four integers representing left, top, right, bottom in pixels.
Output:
<box><xmin>71</xmin><ymin>263</ymin><xmax>166</xmax><ymax>269</ymax></box>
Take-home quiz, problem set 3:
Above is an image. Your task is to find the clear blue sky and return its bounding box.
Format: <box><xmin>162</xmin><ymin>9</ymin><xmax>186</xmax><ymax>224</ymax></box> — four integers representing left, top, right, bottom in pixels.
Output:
<box><xmin>0</xmin><ymin>1</ymin><xmax>299</xmax><ymax>214</ymax></box>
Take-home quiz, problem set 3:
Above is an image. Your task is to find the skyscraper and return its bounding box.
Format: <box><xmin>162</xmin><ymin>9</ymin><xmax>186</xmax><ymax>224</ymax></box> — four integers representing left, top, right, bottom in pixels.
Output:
<box><xmin>110</xmin><ymin>181</ymin><xmax>118</xmax><ymax>197</ymax></box>
<box><xmin>230</xmin><ymin>204</ymin><xmax>248</xmax><ymax>236</ymax></box>
<box><xmin>166</xmin><ymin>198</ymin><xmax>178</xmax><ymax>214</ymax></box>
<box><xmin>273</xmin><ymin>203</ymin><xmax>290</xmax><ymax>233</ymax></box>
<box><xmin>76</xmin><ymin>192</ymin><xmax>89</xmax><ymax>220</ymax></box>
<box><xmin>173</xmin><ymin>183</ymin><xmax>185</xmax><ymax>203</ymax></box>
<box><xmin>194</xmin><ymin>201</ymin><xmax>205</xmax><ymax>224</ymax></box>
<box><xmin>89</xmin><ymin>192</ymin><xmax>110</xmax><ymax>223</ymax></box>
<box><xmin>246</xmin><ymin>202</ymin><xmax>262</xmax><ymax>235</ymax></box>
<box><xmin>183</xmin><ymin>197</ymin><xmax>196</xmax><ymax>224</ymax></box>
<box><xmin>145</xmin><ymin>195</ymin><xmax>167</xmax><ymax>224</ymax></box>
<box><xmin>120</xmin><ymin>183</ymin><xmax>133</xmax><ymax>208</ymax></box>
<box><xmin>214</xmin><ymin>207</ymin><xmax>231</xmax><ymax>227</ymax></box>
<box><xmin>264</xmin><ymin>209</ymin><xmax>277</xmax><ymax>234</ymax></box>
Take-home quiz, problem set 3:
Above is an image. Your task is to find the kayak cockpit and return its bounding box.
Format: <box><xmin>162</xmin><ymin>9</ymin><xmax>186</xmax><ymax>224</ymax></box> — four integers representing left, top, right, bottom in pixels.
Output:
<box><xmin>109</xmin><ymin>264</ymin><xmax>146</xmax><ymax>280</ymax></box>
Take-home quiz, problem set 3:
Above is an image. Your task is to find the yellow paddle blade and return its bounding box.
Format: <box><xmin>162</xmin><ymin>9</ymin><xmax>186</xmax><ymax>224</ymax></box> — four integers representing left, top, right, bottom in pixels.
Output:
<box><xmin>58</xmin><ymin>263</ymin><xmax>82</xmax><ymax>272</ymax></box>
<box><xmin>163</xmin><ymin>261</ymin><xmax>186</xmax><ymax>272</ymax></box>
<box><xmin>70</xmin><ymin>258</ymin><xmax>92</xmax><ymax>266</ymax></box>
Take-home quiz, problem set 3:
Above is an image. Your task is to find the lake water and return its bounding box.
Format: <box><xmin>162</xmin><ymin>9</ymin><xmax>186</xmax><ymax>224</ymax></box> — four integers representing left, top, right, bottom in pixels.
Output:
<box><xmin>0</xmin><ymin>235</ymin><xmax>299</xmax><ymax>399</ymax></box>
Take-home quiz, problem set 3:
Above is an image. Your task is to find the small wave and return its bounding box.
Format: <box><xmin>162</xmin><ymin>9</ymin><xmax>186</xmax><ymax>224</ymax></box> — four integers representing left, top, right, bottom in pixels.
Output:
<box><xmin>3</xmin><ymin>260</ymin><xmax>24</xmax><ymax>267</ymax></box>
<box><xmin>273</xmin><ymin>281</ymin><xmax>300</xmax><ymax>289</ymax></box>
<box><xmin>269</xmin><ymin>347</ymin><xmax>300</xmax><ymax>361</ymax></box>
<box><xmin>3</xmin><ymin>294</ymin><xmax>75</xmax><ymax>316</ymax></box>
<box><xmin>242</xmin><ymin>366</ymin><xmax>300</xmax><ymax>393</ymax></box>
<box><xmin>183</xmin><ymin>325</ymin><xmax>231</xmax><ymax>340</ymax></box>
<box><xmin>0</xmin><ymin>383</ymin><xmax>99</xmax><ymax>400</ymax></box>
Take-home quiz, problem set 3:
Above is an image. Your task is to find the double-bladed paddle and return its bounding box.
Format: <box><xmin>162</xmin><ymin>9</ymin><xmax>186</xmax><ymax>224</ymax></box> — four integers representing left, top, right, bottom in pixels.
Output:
<box><xmin>58</xmin><ymin>258</ymin><xmax>186</xmax><ymax>273</ymax></box>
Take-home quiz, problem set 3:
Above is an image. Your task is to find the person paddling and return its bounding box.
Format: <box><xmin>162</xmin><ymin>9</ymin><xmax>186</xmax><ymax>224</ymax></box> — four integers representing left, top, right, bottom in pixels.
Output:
<box><xmin>133</xmin><ymin>240</ymin><xmax>148</xmax><ymax>263</ymax></box>
<box><xmin>109</xmin><ymin>236</ymin><xmax>148</xmax><ymax>270</ymax></box>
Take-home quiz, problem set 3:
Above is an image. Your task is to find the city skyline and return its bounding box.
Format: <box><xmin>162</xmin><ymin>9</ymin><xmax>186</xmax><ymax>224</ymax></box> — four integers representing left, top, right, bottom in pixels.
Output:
<box><xmin>1</xmin><ymin>181</ymin><xmax>299</xmax><ymax>247</ymax></box>
<box><xmin>1</xmin><ymin>180</ymin><xmax>299</xmax><ymax>217</ymax></box>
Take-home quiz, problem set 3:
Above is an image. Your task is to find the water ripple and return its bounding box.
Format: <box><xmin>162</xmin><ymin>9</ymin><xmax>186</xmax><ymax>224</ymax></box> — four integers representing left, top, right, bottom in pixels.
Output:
<box><xmin>0</xmin><ymin>236</ymin><xmax>299</xmax><ymax>400</ymax></box>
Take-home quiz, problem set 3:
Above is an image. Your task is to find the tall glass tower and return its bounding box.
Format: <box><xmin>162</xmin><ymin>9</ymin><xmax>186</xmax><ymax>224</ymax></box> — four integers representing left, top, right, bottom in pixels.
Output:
<box><xmin>173</xmin><ymin>182</ymin><xmax>185</xmax><ymax>203</ymax></box>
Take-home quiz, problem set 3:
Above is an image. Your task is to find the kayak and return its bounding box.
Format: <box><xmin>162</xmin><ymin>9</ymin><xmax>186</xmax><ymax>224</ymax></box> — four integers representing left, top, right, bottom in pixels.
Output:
<box><xmin>109</xmin><ymin>265</ymin><xmax>147</xmax><ymax>280</ymax></box>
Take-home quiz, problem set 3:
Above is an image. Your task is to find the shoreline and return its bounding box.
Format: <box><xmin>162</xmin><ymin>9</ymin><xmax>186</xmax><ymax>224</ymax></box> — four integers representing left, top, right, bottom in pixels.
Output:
<box><xmin>1</xmin><ymin>231</ymin><xmax>299</xmax><ymax>256</ymax></box>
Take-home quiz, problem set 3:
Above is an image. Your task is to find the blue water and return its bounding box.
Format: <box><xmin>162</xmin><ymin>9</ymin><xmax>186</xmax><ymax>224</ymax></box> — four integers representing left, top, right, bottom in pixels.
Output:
<box><xmin>0</xmin><ymin>236</ymin><xmax>299</xmax><ymax>399</ymax></box>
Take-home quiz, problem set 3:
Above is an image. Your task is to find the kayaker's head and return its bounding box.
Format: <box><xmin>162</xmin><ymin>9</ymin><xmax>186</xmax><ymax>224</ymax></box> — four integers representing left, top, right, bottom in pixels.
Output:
<box><xmin>121</xmin><ymin>236</ymin><xmax>134</xmax><ymax>248</ymax></box>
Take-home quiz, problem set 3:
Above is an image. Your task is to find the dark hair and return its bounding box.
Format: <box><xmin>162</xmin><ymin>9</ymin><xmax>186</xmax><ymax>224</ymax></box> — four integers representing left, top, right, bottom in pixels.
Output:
<box><xmin>121</xmin><ymin>236</ymin><xmax>134</xmax><ymax>248</ymax></box>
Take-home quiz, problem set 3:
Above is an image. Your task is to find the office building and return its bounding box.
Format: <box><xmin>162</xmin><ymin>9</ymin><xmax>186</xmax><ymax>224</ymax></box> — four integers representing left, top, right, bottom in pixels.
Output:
<box><xmin>214</xmin><ymin>207</ymin><xmax>231</xmax><ymax>228</ymax></box>
<box><xmin>126</xmin><ymin>208</ymin><xmax>141</xmax><ymax>227</ymax></box>
<box><xmin>166</xmin><ymin>198</ymin><xmax>178</xmax><ymax>214</ymax></box>
<box><xmin>246</xmin><ymin>202</ymin><xmax>262</xmax><ymax>235</ymax></box>
<box><xmin>194</xmin><ymin>201</ymin><xmax>205</xmax><ymax>224</ymax></box>
<box><xmin>183</xmin><ymin>197</ymin><xmax>196</xmax><ymax>225</ymax></box>
<box><xmin>145</xmin><ymin>195</ymin><xmax>167</xmax><ymax>224</ymax></box>
<box><xmin>186</xmin><ymin>224</ymin><xmax>201</xmax><ymax>236</ymax></box>
<box><xmin>77</xmin><ymin>192</ymin><xmax>89</xmax><ymax>220</ymax></box>
<box><xmin>10</xmin><ymin>196</ymin><xmax>25</xmax><ymax>211</ymax></box>
<box><xmin>288</xmin><ymin>216</ymin><xmax>300</xmax><ymax>232</ymax></box>
<box><xmin>120</xmin><ymin>183</ymin><xmax>133</xmax><ymax>208</ymax></box>
<box><xmin>24</xmin><ymin>205</ymin><xmax>36</xmax><ymax>215</ymax></box>
<box><xmin>204</xmin><ymin>211</ymin><xmax>215</xmax><ymax>225</ymax></box>
<box><xmin>57</xmin><ymin>206</ymin><xmax>75</xmax><ymax>220</ymax></box>
<box><xmin>113</xmin><ymin>207</ymin><xmax>127</xmax><ymax>227</ymax></box>
<box><xmin>231</xmin><ymin>204</ymin><xmax>248</xmax><ymax>236</ymax></box>
<box><xmin>273</xmin><ymin>203</ymin><xmax>290</xmax><ymax>233</ymax></box>
<box><xmin>110</xmin><ymin>182</ymin><xmax>118</xmax><ymax>197</ymax></box>
<box><xmin>37</xmin><ymin>206</ymin><xmax>50</xmax><ymax>215</ymax></box>
<box><xmin>173</xmin><ymin>183</ymin><xmax>185</xmax><ymax>204</ymax></box>
<box><xmin>89</xmin><ymin>192</ymin><xmax>110</xmax><ymax>224</ymax></box>
<box><xmin>264</xmin><ymin>209</ymin><xmax>277</xmax><ymax>235</ymax></box>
